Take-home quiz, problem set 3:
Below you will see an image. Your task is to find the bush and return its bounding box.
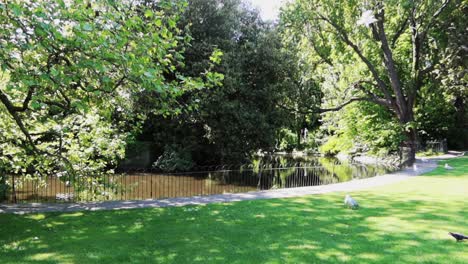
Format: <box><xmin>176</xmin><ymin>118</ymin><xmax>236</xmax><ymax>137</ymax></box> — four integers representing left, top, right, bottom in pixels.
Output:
<box><xmin>319</xmin><ymin>135</ymin><xmax>353</xmax><ymax>156</ymax></box>
<box><xmin>277</xmin><ymin>129</ymin><xmax>297</xmax><ymax>152</ymax></box>
<box><xmin>153</xmin><ymin>145</ymin><xmax>194</xmax><ymax>172</ymax></box>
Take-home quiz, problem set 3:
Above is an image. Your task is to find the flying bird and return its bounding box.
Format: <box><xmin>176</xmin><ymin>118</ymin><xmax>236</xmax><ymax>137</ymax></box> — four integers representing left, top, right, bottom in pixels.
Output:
<box><xmin>444</xmin><ymin>163</ymin><xmax>454</xmax><ymax>170</ymax></box>
<box><xmin>449</xmin><ymin>232</ymin><xmax>468</xmax><ymax>242</ymax></box>
<box><xmin>357</xmin><ymin>10</ymin><xmax>377</xmax><ymax>27</ymax></box>
<box><xmin>344</xmin><ymin>194</ymin><xmax>359</xmax><ymax>209</ymax></box>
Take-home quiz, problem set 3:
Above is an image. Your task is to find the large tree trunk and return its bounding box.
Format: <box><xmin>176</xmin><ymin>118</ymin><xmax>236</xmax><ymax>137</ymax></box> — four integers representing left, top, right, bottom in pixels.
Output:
<box><xmin>399</xmin><ymin>108</ymin><xmax>417</xmax><ymax>166</ymax></box>
<box><xmin>401</xmin><ymin>128</ymin><xmax>417</xmax><ymax>166</ymax></box>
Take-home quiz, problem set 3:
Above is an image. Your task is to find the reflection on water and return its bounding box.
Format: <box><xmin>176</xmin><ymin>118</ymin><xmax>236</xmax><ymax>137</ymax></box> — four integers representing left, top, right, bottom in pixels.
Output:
<box><xmin>7</xmin><ymin>155</ymin><xmax>398</xmax><ymax>203</ymax></box>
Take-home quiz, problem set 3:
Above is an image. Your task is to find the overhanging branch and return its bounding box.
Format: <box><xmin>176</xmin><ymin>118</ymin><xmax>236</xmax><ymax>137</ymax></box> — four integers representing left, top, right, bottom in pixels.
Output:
<box><xmin>11</xmin><ymin>86</ymin><xmax>35</xmax><ymax>112</ymax></box>
<box><xmin>318</xmin><ymin>97</ymin><xmax>368</xmax><ymax>113</ymax></box>
<box><xmin>0</xmin><ymin>89</ymin><xmax>38</xmax><ymax>153</ymax></box>
<box><xmin>316</xmin><ymin>13</ymin><xmax>394</xmax><ymax>104</ymax></box>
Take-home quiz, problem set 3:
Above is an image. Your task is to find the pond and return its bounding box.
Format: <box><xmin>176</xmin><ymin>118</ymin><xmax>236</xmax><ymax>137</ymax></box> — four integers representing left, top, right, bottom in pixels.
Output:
<box><xmin>4</xmin><ymin>155</ymin><xmax>398</xmax><ymax>203</ymax></box>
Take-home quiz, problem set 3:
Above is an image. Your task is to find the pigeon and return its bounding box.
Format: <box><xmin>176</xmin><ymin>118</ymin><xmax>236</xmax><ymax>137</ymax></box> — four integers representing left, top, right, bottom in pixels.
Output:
<box><xmin>344</xmin><ymin>194</ymin><xmax>359</xmax><ymax>209</ymax></box>
<box><xmin>449</xmin><ymin>232</ymin><xmax>468</xmax><ymax>242</ymax></box>
<box><xmin>444</xmin><ymin>163</ymin><xmax>453</xmax><ymax>170</ymax></box>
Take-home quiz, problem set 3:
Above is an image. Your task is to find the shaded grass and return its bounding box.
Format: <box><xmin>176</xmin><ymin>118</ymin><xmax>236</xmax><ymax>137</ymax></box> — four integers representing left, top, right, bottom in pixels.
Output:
<box><xmin>1</xmin><ymin>157</ymin><xmax>467</xmax><ymax>263</ymax></box>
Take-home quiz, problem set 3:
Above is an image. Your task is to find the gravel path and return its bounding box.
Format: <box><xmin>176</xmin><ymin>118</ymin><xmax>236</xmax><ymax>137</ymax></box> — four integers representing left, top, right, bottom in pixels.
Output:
<box><xmin>0</xmin><ymin>153</ymin><xmax>463</xmax><ymax>215</ymax></box>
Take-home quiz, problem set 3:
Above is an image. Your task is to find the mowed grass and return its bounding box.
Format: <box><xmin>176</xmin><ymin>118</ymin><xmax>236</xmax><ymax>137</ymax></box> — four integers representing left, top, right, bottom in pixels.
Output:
<box><xmin>0</xmin><ymin>157</ymin><xmax>467</xmax><ymax>264</ymax></box>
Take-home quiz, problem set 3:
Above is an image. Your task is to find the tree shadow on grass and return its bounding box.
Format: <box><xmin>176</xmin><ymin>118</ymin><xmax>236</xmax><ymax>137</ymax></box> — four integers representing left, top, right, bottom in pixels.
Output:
<box><xmin>1</xmin><ymin>188</ymin><xmax>467</xmax><ymax>264</ymax></box>
<box><xmin>1</xmin><ymin>158</ymin><xmax>467</xmax><ymax>263</ymax></box>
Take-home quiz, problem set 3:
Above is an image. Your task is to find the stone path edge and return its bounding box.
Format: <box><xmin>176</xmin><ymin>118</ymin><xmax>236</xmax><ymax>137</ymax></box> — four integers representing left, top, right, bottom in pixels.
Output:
<box><xmin>0</xmin><ymin>152</ymin><xmax>464</xmax><ymax>215</ymax></box>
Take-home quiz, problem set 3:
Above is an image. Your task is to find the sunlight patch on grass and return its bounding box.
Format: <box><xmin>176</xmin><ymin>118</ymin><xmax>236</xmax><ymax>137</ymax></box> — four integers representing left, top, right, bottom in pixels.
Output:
<box><xmin>287</xmin><ymin>244</ymin><xmax>318</xmax><ymax>250</ymax></box>
<box><xmin>0</xmin><ymin>156</ymin><xmax>466</xmax><ymax>263</ymax></box>
<box><xmin>59</xmin><ymin>212</ymin><xmax>84</xmax><ymax>218</ymax></box>
<box><xmin>28</xmin><ymin>252</ymin><xmax>70</xmax><ymax>262</ymax></box>
<box><xmin>24</xmin><ymin>214</ymin><xmax>45</xmax><ymax>220</ymax></box>
<box><xmin>358</xmin><ymin>253</ymin><xmax>380</xmax><ymax>260</ymax></box>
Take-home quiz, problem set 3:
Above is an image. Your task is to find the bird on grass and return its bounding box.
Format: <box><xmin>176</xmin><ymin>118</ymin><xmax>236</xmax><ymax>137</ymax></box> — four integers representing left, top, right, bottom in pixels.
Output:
<box><xmin>344</xmin><ymin>194</ymin><xmax>359</xmax><ymax>209</ymax></box>
<box><xmin>444</xmin><ymin>163</ymin><xmax>454</xmax><ymax>170</ymax></box>
<box><xmin>449</xmin><ymin>232</ymin><xmax>468</xmax><ymax>242</ymax></box>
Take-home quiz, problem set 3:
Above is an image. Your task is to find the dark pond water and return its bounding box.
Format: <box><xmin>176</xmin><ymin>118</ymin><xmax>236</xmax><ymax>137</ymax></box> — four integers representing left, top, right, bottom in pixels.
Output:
<box><xmin>5</xmin><ymin>155</ymin><xmax>398</xmax><ymax>203</ymax></box>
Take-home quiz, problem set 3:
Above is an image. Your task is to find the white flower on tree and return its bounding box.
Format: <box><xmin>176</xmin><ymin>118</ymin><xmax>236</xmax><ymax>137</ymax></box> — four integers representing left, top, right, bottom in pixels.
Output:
<box><xmin>357</xmin><ymin>10</ymin><xmax>377</xmax><ymax>27</ymax></box>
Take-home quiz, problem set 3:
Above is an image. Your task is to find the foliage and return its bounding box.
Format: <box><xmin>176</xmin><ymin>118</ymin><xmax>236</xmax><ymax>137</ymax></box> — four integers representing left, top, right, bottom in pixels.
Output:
<box><xmin>319</xmin><ymin>135</ymin><xmax>353</xmax><ymax>156</ymax></box>
<box><xmin>0</xmin><ymin>1</ymin><xmax>220</xmax><ymax>181</ymax></box>
<box><xmin>432</xmin><ymin>1</ymin><xmax>468</xmax><ymax>149</ymax></box>
<box><xmin>320</xmin><ymin>102</ymin><xmax>405</xmax><ymax>155</ymax></box>
<box><xmin>152</xmin><ymin>144</ymin><xmax>194</xmax><ymax>172</ymax></box>
<box><xmin>143</xmin><ymin>0</ymin><xmax>295</xmax><ymax>165</ymax></box>
<box><xmin>415</xmin><ymin>83</ymin><xmax>457</xmax><ymax>142</ymax></box>
<box><xmin>274</xmin><ymin>29</ymin><xmax>322</xmax><ymax>150</ymax></box>
<box><xmin>277</xmin><ymin>128</ymin><xmax>297</xmax><ymax>152</ymax></box>
<box><xmin>280</xmin><ymin>0</ymin><xmax>463</xmax><ymax>163</ymax></box>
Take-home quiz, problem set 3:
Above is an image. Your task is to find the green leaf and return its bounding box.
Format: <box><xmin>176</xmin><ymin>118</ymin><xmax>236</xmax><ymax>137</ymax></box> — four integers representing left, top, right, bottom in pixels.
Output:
<box><xmin>155</xmin><ymin>19</ymin><xmax>162</xmax><ymax>27</ymax></box>
<box><xmin>30</xmin><ymin>101</ymin><xmax>41</xmax><ymax>110</ymax></box>
<box><xmin>144</xmin><ymin>10</ymin><xmax>153</xmax><ymax>18</ymax></box>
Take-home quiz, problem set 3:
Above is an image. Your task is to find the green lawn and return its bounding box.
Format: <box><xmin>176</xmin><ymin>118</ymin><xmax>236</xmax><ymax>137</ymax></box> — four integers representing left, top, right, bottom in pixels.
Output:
<box><xmin>1</xmin><ymin>157</ymin><xmax>467</xmax><ymax>264</ymax></box>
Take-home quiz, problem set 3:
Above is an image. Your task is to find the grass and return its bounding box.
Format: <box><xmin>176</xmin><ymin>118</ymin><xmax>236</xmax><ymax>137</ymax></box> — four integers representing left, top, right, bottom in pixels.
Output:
<box><xmin>0</xmin><ymin>157</ymin><xmax>467</xmax><ymax>264</ymax></box>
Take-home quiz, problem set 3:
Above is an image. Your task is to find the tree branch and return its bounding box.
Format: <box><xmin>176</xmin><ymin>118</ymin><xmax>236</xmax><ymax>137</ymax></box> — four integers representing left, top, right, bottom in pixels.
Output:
<box><xmin>11</xmin><ymin>86</ymin><xmax>35</xmax><ymax>112</ymax></box>
<box><xmin>319</xmin><ymin>80</ymin><xmax>395</xmax><ymax>114</ymax></box>
<box><xmin>316</xmin><ymin>13</ymin><xmax>394</xmax><ymax>104</ymax></box>
<box><xmin>374</xmin><ymin>9</ymin><xmax>407</xmax><ymax>118</ymax></box>
<box><xmin>318</xmin><ymin>97</ymin><xmax>368</xmax><ymax>113</ymax></box>
<box><xmin>422</xmin><ymin>0</ymin><xmax>451</xmax><ymax>37</ymax></box>
<box><xmin>0</xmin><ymin>89</ymin><xmax>38</xmax><ymax>153</ymax></box>
<box><xmin>391</xmin><ymin>15</ymin><xmax>409</xmax><ymax>48</ymax></box>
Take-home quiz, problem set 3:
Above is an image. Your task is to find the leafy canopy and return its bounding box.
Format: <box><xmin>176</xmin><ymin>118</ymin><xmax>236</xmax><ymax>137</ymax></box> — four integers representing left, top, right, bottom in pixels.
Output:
<box><xmin>0</xmin><ymin>0</ymin><xmax>222</xmax><ymax>180</ymax></box>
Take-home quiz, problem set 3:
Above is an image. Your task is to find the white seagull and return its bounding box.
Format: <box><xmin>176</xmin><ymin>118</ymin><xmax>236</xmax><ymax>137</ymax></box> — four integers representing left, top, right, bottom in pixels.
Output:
<box><xmin>444</xmin><ymin>163</ymin><xmax>454</xmax><ymax>170</ymax></box>
<box><xmin>344</xmin><ymin>194</ymin><xmax>359</xmax><ymax>209</ymax></box>
<box><xmin>357</xmin><ymin>10</ymin><xmax>377</xmax><ymax>27</ymax></box>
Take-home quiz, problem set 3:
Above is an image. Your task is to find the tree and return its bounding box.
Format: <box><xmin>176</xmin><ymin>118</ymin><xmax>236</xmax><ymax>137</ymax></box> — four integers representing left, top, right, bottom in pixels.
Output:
<box><xmin>0</xmin><ymin>0</ymin><xmax>219</xmax><ymax>188</ymax></box>
<box><xmin>431</xmin><ymin>1</ymin><xmax>468</xmax><ymax>149</ymax></box>
<box><xmin>143</xmin><ymin>0</ymin><xmax>294</xmax><ymax>166</ymax></box>
<box><xmin>281</xmin><ymin>0</ymin><xmax>462</xmax><ymax>164</ymax></box>
<box><xmin>275</xmin><ymin>34</ymin><xmax>322</xmax><ymax>150</ymax></box>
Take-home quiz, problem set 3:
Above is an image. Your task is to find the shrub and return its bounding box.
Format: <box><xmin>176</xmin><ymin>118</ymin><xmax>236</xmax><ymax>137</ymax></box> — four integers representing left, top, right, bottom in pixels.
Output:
<box><xmin>153</xmin><ymin>145</ymin><xmax>194</xmax><ymax>172</ymax></box>
<box><xmin>319</xmin><ymin>135</ymin><xmax>353</xmax><ymax>156</ymax></box>
<box><xmin>277</xmin><ymin>129</ymin><xmax>297</xmax><ymax>152</ymax></box>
